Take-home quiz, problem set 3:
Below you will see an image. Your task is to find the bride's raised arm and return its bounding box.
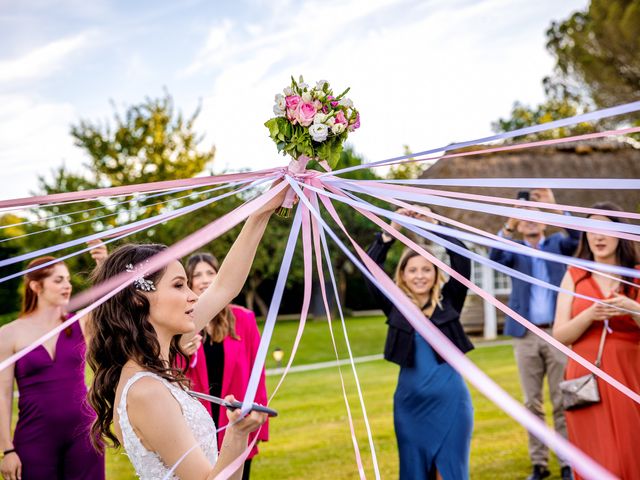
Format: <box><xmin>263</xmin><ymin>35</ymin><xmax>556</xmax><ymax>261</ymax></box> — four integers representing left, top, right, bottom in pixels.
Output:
<box><xmin>183</xmin><ymin>181</ymin><xmax>288</xmax><ymax>341</ymax></box>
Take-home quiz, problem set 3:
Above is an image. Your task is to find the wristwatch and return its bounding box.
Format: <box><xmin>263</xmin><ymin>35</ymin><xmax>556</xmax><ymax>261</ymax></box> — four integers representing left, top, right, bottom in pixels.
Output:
<box><xmin>503</xmin><ymin>223</ymin><xmax>514</xmax><ymax>233</ymax></box>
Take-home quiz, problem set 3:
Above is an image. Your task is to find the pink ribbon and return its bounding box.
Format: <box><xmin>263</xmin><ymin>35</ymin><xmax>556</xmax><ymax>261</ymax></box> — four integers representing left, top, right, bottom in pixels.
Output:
<box><xmin>309</xmin><ymin>192</ymin><xmax>381</xmax><ymax>479</ymax></box>
<box><xmin>308</xmin><ymin>199</ymin><xmax>367</xmax><ymax>479</ymax></box>
<box><xmin>292</xmin><ymin>180</ymin><xmax>615</xmax><ymax>479</ymax></box>
<box><xmin>0</xmin><ymin>181</ymin><xmax>287</xmax><ymax>373</ymax></box>
<box><xmin>0</xmin><ymin>168</ymin><xmax>279</xmax><ymax>210</ymax></box>
<box><xmin>342</xmin><ymin>125</ymin><xmax>640</xmax><ymax>173</ymax></box>
<box><xmin>311</xmin><ymin>181</ymin><xmax>640</xmax><ymax>405</ymax></box>
<box><xmin>351</xmin><ymin>178</ymin><xmax>640</xmax><ymax>219</ymax></box>
<box><xmin>279</xmin><ymin>155</ymin><xmax>312</xmax><ymax>209</ymax></box>
<box><xmin>347</xmin><ymin>186</ymin><xmax>640</xmax><ymax>293</ymax></box>
<box><xmin>334</xmin><ymin>181</ymin><xmax>640</xmax><ymax>249</ymax></box>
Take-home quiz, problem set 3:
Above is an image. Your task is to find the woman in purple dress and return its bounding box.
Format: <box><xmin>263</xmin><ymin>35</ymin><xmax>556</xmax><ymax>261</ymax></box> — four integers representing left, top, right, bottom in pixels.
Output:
<box><xmin>0</xmin><ymin>251</ymin><xmax>106</xmax><ymax>480</ymax></box>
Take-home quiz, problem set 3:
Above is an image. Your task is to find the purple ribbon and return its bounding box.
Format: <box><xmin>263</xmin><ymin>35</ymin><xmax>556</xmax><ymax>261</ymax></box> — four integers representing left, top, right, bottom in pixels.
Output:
<box><xmin>325</xmin><ymin>100</ymin><xmax>640</xmax><ymax>177</ymax></box>
<box><xmin>289</xmin><ymin>180</ymin><xmax>615</xmax><ymax>479</ymax></box>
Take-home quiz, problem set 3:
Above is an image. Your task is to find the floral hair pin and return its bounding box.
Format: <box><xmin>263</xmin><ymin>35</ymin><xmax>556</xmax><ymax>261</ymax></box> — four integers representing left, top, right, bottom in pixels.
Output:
<box><xmin>125</xmin><ymin>263</ymin><xmax>156</xmax><ymax>292</ymax></box>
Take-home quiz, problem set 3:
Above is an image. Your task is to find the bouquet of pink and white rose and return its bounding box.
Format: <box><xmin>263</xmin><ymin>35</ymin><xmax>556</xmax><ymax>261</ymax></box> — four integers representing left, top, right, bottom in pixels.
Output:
<box><xmin>265</xmin><ymin>76</ymin><xmax>360</xmax><ymax>172</ymax></box>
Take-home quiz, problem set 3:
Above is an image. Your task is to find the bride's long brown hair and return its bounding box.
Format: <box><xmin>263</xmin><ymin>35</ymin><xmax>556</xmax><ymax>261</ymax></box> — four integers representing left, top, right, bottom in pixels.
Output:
<box><xmin>86</xmin><ymin>243</ymin><xmax>189</xmax><ymax>451</ymax></box>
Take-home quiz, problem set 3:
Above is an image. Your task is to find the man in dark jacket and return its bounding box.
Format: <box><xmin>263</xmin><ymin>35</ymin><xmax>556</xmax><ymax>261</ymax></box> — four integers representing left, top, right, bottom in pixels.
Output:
<box><xmin>489</xmin><ymin>188</ymin><xmax>579</xmax><ymax>480</ymax></box>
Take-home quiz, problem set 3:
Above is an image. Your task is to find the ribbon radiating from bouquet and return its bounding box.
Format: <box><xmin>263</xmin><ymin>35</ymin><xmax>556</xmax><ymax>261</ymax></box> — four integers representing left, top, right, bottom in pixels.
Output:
<box><xmin>3</xmin><ymin>97</ymin><xmax>640</xmax><ymax>479</ymax></box>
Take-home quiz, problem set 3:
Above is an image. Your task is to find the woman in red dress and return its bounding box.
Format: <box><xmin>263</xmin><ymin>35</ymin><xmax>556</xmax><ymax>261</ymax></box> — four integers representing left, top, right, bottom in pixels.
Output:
<box><xmin>553</xmin><ymin>202</ymin><xmax>640</xmax><ymax>480</ymax></box>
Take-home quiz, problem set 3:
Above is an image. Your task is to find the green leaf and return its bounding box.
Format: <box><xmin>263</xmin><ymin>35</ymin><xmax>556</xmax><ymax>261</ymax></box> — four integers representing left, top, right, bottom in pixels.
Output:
<box><xmin>265</xmin><ymin>118</ymin><xmax>280</xmax><ymax>139</ymax></box>
<box><xmin>334</xmin><ymin>87</ymin><xmax>351</xmax><ymax>101</ymax></box>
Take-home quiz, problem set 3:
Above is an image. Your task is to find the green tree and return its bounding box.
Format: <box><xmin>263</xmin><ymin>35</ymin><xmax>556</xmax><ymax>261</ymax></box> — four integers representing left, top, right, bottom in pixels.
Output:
<box><xmin>25</xmin><ymin>92</ymin><xmax>217</xmax><ymax>291</ymax></box>
<box><xmin>387</xmin><ymin>145</ymin><xmax>425</xmax><ymax>180</ymax></box>
<box><xmin>492</xmin><ymin>77</ymin><xmax>596</xmax><ymax>139</ymax></box>
<box><xmin>0</xmin><ymin>214</ymin><xmax>28</xmax><ymax>318</ymax></box>
<box><xmin>546</xmin><ymin>0</ymin><xmax>640</xmax><ymax>108</ymax></box>
<box><xmin>24</xmin><ymin>92</ymin><xmax>302</xmax><ymax>316</ymax></box>
<box><xmin>72</xmin><ymin>93</ymin><xmax>214</xmax><ymax>186</ymax></box>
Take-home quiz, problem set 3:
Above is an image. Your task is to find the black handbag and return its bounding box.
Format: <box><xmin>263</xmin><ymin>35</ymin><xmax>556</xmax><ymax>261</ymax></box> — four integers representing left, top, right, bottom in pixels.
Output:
<box><xmin>558</xmin><ymin>325</ymin><xmax>607</xmax><ymax>411</ymax></box>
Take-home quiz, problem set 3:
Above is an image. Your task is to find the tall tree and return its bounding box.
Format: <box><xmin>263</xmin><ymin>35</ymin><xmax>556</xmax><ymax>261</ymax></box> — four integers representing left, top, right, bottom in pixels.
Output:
<box><xmin>387</xmin><ymin>146</ymin><xmax>425</xmax><ymax>180</ymax></box>
<box><xmin>546</xmin><ymin>0</ymin><xmax>640</xmax><ymax>108</ymax></box>
<box><xmin>27</xmin><ymin>92</ymin><xmax>217</xmax><ymax>291</ymax></box>
<box><xmin>72</xmin><ymin>93</ymin><xmax>214</xmax><ymax>186</ymax></box>
<box><xmin>0</xmin><ymin>214</ymin><xmax>28</xmax><ymax>318</ymax></box>
<box><xmin>492</xmin><ymin>77</ymin><xmax>596</xmax><ymax>139</ymax></box>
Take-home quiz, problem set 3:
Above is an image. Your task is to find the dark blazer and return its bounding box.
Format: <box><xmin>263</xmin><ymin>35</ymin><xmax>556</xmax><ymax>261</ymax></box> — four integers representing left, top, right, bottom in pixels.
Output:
<box><xmin>365</xmin><ymin>232</ymin><xmax>474</xmax><ymax>367</ymax></box>
<box><xmin>488</xmin><ymin>228</ymin><xmax>580</xmax><ymax>338</ymax></box>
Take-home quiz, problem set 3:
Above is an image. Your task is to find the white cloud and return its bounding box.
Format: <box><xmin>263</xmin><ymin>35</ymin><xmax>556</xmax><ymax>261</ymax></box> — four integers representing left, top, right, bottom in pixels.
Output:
<box><xmin>182</xmin><ymin>19</ymin><xmax>235</xmax><ymax>77</ymax></box>
<box><xmin>192</xmin><ymin>0</ymin><xmax>587</xmax><ymax>174</ymax></box>
<box><xmin>0</xmin><ymin>32</ymin><xmax>94</xmax><ymax>84</ymax></box>
<box><xmin>0</xmin><ymin>0</ymin><xmax>589</xmax><ymax>200</ymax></box>
<box><xmin>0</xmin><ymin>95</ymin><xmax>85</xmax><ymax>200</ymax></box>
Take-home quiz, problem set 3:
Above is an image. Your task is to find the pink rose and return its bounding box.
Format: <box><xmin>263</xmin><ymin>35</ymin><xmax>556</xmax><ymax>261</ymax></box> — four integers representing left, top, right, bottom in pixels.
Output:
<box><xmin>334</xmin><ymin>110</ymin><xmax>347</xmax><ymax>126</ymax></box>
<box><xmin>285</xmin><ymin>95</ymin><xmax>301</xmax><ymax>124</ymax></box>
<box><xmin>348</xmin><ymin>113</ymin><xmax>360</xmax><ymax>131</ymax></box>
<box><xmin>296</xmin><ymin>101</ymin><xmax>317</xmax><ymax>127</ymax></box>
<box><xmin>285</xmin><ymin>95</ymin><xmax>301</xmax><ymax>109</ymax></box>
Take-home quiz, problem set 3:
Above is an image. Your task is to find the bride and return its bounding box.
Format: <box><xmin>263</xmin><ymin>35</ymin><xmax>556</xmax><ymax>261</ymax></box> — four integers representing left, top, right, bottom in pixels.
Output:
<box><xmin>86</xmin><ymin>186</ymin><xmax>286</xmax><ymax>480</ymax></box>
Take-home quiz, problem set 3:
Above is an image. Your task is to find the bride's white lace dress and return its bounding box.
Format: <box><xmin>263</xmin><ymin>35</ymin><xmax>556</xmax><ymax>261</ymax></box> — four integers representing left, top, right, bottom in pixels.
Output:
<box><xmin>117</xmin><ymin>371</ymin><xmax>218</xmax><ymax>479</ymax></box>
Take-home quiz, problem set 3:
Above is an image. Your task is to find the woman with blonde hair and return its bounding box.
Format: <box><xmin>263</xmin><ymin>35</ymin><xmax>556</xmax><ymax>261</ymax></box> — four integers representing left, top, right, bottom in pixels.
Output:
<box><xmin>365</xmin><ymin>207</ymin><xmax>474</xmax><ymax>480</ymax></box>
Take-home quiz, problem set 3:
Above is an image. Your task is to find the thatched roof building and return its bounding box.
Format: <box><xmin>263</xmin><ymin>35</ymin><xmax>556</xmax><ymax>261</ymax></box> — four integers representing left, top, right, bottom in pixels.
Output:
<box><xmin>419</xmin><ymin>138</ymin><xmax>640</xmax><ymax>234</ymax></box>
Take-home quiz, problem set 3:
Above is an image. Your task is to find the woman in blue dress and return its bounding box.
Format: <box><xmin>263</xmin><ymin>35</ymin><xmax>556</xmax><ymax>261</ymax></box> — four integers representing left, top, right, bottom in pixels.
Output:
<box><xmin>365</xmin><ymin>207</ymin><xmax>474</xmax><ymax>479</ymax></box>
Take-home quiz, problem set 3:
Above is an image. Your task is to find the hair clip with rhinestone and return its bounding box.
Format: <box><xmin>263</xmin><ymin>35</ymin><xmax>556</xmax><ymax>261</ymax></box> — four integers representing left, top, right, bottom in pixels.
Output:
<box><xmin>125</xmin><ymin>263</ymin><xmax>156</xmax><ymax>292</ymax></box>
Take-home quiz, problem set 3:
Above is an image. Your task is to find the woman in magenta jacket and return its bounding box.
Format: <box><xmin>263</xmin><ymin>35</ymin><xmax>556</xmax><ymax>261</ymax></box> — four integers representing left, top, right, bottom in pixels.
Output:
<box><xmin>183</xmin><ymin>252</ymin><xmax>269</xmax><ymax>480</ymax></box>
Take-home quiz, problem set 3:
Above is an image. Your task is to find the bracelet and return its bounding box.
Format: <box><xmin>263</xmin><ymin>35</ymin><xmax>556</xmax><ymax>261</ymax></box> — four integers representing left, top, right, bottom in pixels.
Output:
<box><xmin>2</xmin><ymin>448</ymin><xmax>16</xmax><ymax>457</ymax></box>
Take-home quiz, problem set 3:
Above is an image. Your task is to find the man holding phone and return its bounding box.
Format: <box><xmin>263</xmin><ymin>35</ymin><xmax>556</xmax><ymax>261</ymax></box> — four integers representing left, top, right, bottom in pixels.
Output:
<box><xmin>489</xmin><ymin>188</ymin><xmax>580</xmax><ymax>480</ymax></box>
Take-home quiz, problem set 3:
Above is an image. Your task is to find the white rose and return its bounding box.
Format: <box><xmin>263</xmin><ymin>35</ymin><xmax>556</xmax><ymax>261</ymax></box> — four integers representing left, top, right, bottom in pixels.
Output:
<box><xmin>273</xmin><ymin>94</ymin><xmax>286</xmax><ymax>117</ymax></box>
<box><xmin>314</xmin><ymin>113</ymin><xmax>328</xmax><ymax>124</ymax></box>
<box><xmin>316</xmin><ymin>79</ymin><xmax>329</xmax><ymax>90</ymax></box>
<box><xmin>283</xmin><ymin>87</ymin><xmax>294</xmax><ymax>96</ymax></box>
<box><xmin>309</xmin><ymin>123</ymin><xmax>329</xmax><ymax>142</ymax></box>
<box><xmin>302</xmin><ymin>91</ymin><xmax>312</xmax><ymax>103</ymax></box>
<box><xmin>339</xmin><ymin>97</ymin><xmax>353</xmax><ymax>108</ymax></box>
<box><xmin>326</xmin><ymin>116</ymin><xmax>335</xmax><ymax>126</ymax></box>
<box><xmin>331</xmin><ymin>123</ymin><xmax>346</xmax><ymax>135</ymax></box>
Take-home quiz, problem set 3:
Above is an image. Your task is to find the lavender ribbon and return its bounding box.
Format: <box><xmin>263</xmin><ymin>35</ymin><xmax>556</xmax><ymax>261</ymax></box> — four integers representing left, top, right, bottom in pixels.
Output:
<box><xmin>324</xmin><ymin>100</ymin><xmax>640</xmax><ymax>177</ymax></box>
<box><xmin>0</xmin><ymin>177</ymin><xmax>274</xmax><ymax>275</ymax></box>
<box><xmin>306</xmin><ymin>182</ymin><xmax>640</xmax><ymax>280</ymax></box>
<box><xmin>289</xmin><ymin>180</ymin><xmax>615</xmax><ymax>479</ymax></box>
<box><xmin>241</xmin><ymin>204</ymin><xmax>303</xmax><ymax>413</ymax></box>
<box><xmin>336</xmin><ymin>181</ymin><xmax>640</xmax><ymax>237</ymax></box>
<box><xmin>367</xmin><ymin>178</ymin><xmax>640</xmax><ymax>189</ymax></box>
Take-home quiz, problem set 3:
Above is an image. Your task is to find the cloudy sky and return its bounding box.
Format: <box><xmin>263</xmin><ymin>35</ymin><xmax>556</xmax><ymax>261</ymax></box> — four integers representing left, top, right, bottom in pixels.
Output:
<box><xmin>0</xmin><ymin>0</ymin><xmax>588</xmax><ymax>201</ymax></box>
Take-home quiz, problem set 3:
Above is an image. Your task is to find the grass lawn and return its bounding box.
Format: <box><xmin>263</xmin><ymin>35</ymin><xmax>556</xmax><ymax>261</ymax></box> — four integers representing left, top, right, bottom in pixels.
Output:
<box><xmin>13</xmin><ymin>316</ymin><xmax>564</xmax><ymax>478</ymax></box>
